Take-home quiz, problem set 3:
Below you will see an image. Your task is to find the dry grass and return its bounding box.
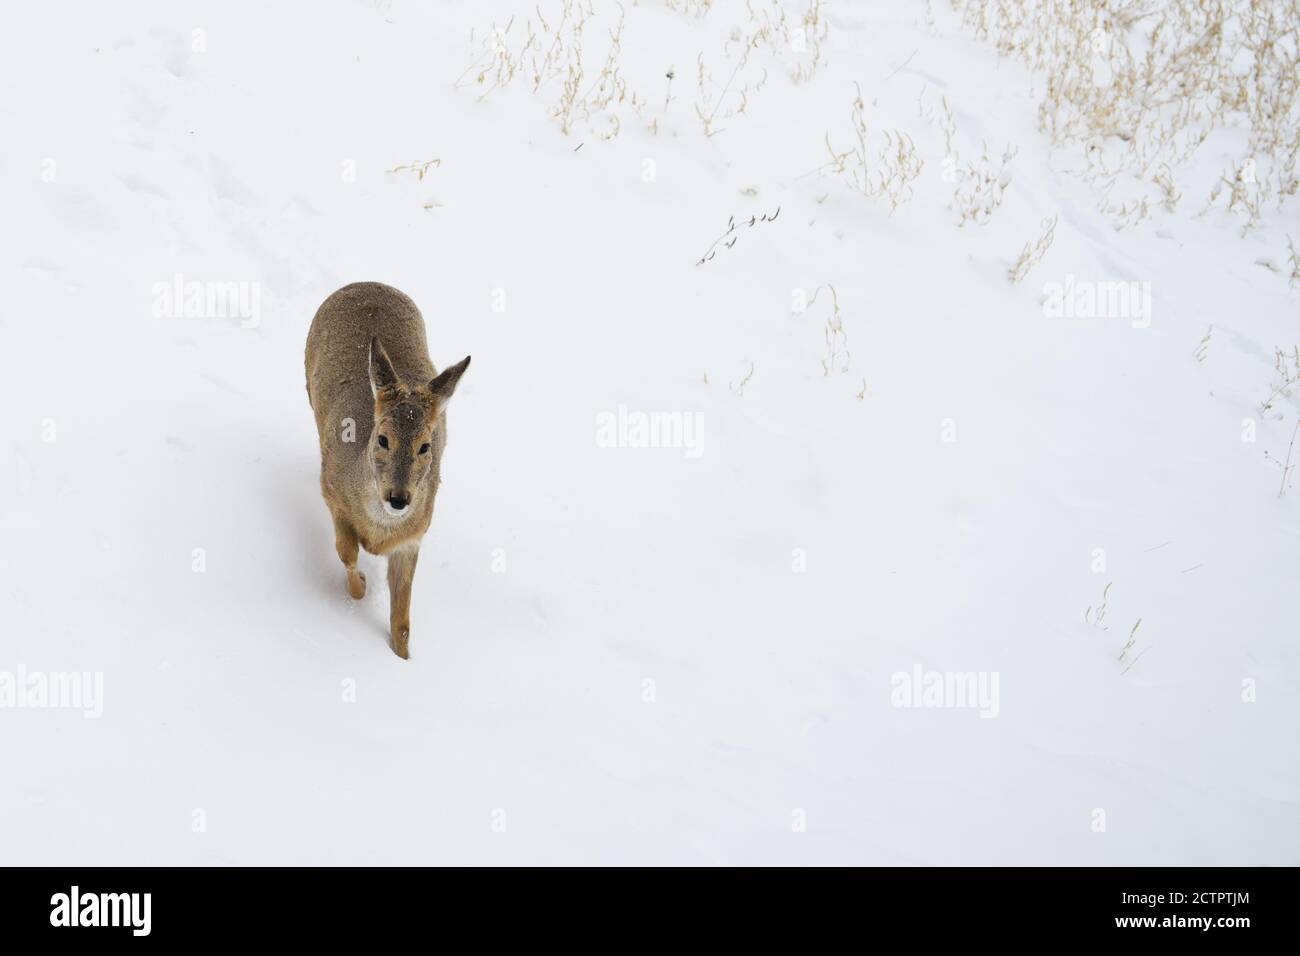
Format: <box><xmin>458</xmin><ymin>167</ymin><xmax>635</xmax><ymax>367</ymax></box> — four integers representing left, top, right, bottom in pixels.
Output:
<box><xmin>1118</xmin><ymin>619</ymin><xmax>1148</xmax><ymax>675</ymax></box>
<box><xmin>1193</xmin><ymin>325</ymin><xmax>1213</xmax><ymax>363</ymax></box>
<box><xmin>1261</xmin><ymin>345</ymin><xmax>1300</xmax><ymax>411</ymax></box>
<box><xmin>1008</xmin><ymin>215</ymin><xmax>1057</xmax><ymax>283</ymax></box>
<box><xmin>948</xmin><ymin>0</ymin><xmax>1300</xmax><ymax>231</ymax></box>
<box><xmin>1085</xmin><ymin>581</ymin><xmax>1112</xmax><ymax>629</ymax></box>
<box><xmin>457</xmin><ymin>0</ymin><xmax>625</xmax><ymax>138</ymax></box>
<box><xmin>458</xmin><ymin>0</ymin><xmax>829</xmax><ymax>141</ymax></box>
<box><xmin>689</xmin><ymin>1</ymin><xmax>826</xmax><ymax>136</ymax></box>
<box><xmin>388</xmin><ymin>159</ymin><xmax>441</xmax><ymax>180</ymax></box>
<box><xmin>695</xmin><ymin>206</ymin><xmax>782</xmax><ymax>266</ymax></box>
<box><xmin>951</xmin><ymin>141</ymin><xmax>1017</xmax><ymax>226</ymax></box>
<box><xmin>730</xmin><ymin>360</ymin><xmax>756</xmax><ymax>396</ymax></box>
<box><xmin>816</xmin><ymin>83</ymin><xmax>924</xmax><ymax>212</ymax></box>
<box><xmin>920</xmin><ymin>90</ymin><xmax>1018</xmax><ymax>225</ymax></box>
<box><xmin>1265</xmin><ymin>419</ymin><xmax>1300</xmax><ymax>496</ymax></box>
<box><xmin>807</xmin><ymin>284</ymin><xmax>850</xmax><ymax>376</ymax></box>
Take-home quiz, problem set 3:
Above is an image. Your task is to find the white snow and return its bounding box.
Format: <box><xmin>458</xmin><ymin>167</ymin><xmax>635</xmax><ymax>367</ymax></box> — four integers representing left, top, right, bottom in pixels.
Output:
<box><xmin>2</xmin><ymin>0</ymin><xmax>1297</xmax><ymax>864</ymax></box>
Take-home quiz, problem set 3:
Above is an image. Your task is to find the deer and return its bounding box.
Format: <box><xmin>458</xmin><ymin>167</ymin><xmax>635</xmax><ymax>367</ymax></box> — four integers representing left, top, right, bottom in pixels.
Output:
<box><xmin>305</xmin><ymin>282</ymin><xmax>470</xmax><ymax>659</ymax></box>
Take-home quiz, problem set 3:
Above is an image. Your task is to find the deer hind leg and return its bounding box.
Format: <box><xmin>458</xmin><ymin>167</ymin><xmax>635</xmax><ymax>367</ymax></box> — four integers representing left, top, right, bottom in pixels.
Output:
<box><xmin>332</xmin><ymin>512</ymin><xmax>366</xmax><ymax>599</ymax></box>
<box><xmin>386</xmin><ymin>545</ymin><xmax>419</xmax><ymax>660</ymax></box>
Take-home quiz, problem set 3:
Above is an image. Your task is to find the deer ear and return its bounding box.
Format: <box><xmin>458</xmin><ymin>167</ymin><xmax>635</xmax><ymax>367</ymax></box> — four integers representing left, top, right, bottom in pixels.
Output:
<box><xmin>369</xmin><ymin>337</ymin><xmax>400</xmax><ymax>398</ymax></box>
<box><xmin>429</xmin><ymin>356</ymin><xmax>471</xmax><ymax>403</ymax></box>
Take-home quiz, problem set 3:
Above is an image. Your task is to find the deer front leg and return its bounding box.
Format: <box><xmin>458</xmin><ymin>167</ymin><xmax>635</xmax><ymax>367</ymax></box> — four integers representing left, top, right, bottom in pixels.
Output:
<box><xmin>332</xmin><ymin>512</ymin><xmax>366</xmax><ymax>599</ymax></box>
<box><xmin>387</xmin><ymin>545</ymin><xmax>419</xmax><ymax>659</ymax></box>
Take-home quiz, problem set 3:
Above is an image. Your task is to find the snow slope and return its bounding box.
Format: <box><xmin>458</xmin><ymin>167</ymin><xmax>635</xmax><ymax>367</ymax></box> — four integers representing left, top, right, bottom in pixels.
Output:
<box><xmin>2</xmin><ymin>0</ymin><xmax>1297</xmax><ymax>864</ymax></box>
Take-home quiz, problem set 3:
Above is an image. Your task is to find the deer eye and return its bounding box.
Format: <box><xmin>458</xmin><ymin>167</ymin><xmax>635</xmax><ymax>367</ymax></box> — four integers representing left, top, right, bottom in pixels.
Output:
<box><xmin>419</xmin><ymin>443</ymin><xmax>431</xmax><ymax>455</ymax></box>
<box><xmin>377</xmin><ymin>435</ymin><xmax>389</xmax><ymax>449</ymax></box>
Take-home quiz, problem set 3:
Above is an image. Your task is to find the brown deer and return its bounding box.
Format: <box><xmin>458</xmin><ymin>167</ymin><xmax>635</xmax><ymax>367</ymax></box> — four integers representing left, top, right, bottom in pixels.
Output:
<box><xmin>305</xmin><ymin>282</ymin><xmax>470</xmax><ymax>659</ymax></box>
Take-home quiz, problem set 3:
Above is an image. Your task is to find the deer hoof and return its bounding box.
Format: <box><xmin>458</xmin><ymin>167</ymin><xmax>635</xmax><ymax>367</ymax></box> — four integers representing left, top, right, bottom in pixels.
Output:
<box><xmin>346</xmin><ymin>569</ymin><xmax>366</xmax><ymax>600</ymax></box>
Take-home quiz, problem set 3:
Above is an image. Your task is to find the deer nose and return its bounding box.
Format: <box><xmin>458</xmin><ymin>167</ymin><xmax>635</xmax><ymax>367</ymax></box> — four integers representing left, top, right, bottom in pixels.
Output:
<box><xmin>388</xmin><ymin>494</ymin><xmax>409</xmax><ymax>511</ymax></box>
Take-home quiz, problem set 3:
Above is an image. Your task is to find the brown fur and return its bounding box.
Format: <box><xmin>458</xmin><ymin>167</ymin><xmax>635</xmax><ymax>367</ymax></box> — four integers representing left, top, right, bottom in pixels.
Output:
<box><xmin>305</xmin><ymin>282</ymin><xmax>470</xmax><ymax>659</ymax></box>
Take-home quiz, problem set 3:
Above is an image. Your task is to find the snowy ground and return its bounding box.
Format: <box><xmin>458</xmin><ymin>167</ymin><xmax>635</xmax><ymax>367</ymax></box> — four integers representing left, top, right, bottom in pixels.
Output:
<box><xmin>2</xmin><ymin>0</ymin><xmax>1298</xmax><ymax>865</ymax></box>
